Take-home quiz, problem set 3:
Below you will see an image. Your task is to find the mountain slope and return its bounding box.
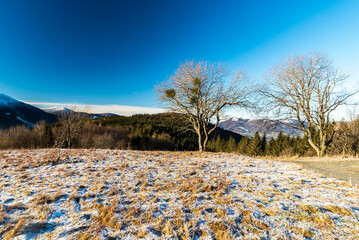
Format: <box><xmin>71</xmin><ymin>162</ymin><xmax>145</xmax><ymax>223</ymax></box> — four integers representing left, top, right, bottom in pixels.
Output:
<box><xmin>219</xmin><ymin>117</ymin><xmax>303</xmax><ymax>138</ymax></box>
<box><xmin>0</xmin><ymin>94</ymin><xmax>57</xmax><ymax>129</ymax></box>
<box><xmin>42</xmin><ymin>107</ymin><xmax>118</xmax><ymax>118</ymax></box>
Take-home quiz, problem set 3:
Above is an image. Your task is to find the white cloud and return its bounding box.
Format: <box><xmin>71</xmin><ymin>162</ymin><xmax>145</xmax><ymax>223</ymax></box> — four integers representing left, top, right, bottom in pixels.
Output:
<box><xmin>25</xmin><ymin>101</ymin><xmax>165</xmax><ymax>116</ymax></box>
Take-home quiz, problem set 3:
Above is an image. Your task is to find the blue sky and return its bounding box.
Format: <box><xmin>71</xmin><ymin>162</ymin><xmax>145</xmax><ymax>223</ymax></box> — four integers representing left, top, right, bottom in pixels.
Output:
<box><xmin>0</xmin><ymin>0</ymin><xmax>358</xmax><ymax>115</ymax></box>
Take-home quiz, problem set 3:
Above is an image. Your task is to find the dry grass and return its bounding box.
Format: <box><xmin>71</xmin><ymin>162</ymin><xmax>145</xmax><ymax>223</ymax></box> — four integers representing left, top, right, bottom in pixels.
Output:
<box><xmin>1</xmin><ymin>149</ymin><xmax>359</xmax><ymax>239</ymax></box>
<box><xmin>2</xmin><ymin>217</ymin><xmax>28</xmax><ymax>239</ymax></box>
<box><xmin>324</xmin><ymin>205</ymin><xmax>353</xmax><ymax>216</ymax></box>
<box><xmin>32</xmin><ymin>190</ymin><xmax>66</xmax><ymax>206</ymax></box>
<box><xmin>208</xmin><ymin>221</ymin><xmax>233</xmax><ymax>240</ymax></box>
<box><xmin>0</xmin><ymin>206</ymin><xmax>8</xmax><ymax>224</ymax></box>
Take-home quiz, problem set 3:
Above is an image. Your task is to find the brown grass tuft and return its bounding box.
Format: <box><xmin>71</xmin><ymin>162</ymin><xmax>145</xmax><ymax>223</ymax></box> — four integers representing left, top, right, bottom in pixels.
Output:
<box><xmin>324</xmin><ymin>205</ymin><xmax>353</xmax><ymax>216</ymax></box>
<box><xmin>208</xmin><ymin>221</ymin><xmax>233</xmax><ymax>240</ymax></box>
<box><xmin>3</xmin><ymin>217</ymin><xmax>27</xmax><ymax>239</ymax></box>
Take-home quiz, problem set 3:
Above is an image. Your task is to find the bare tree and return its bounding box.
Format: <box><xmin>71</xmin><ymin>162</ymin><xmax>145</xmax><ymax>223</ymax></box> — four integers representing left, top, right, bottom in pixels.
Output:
<box><xmin>261</xmin><ymin>53</ymin><xmax>357</xmax><ymax>157</ymax></box>
<box><xmin>157</xmin><ymin>60</ymin><xmax>253</xmax><ymax>152</ymax></box>
<box><xmin>56</xmin><ymin>108</ymin><xmax>88</xmax><ymax>148</ymax></box>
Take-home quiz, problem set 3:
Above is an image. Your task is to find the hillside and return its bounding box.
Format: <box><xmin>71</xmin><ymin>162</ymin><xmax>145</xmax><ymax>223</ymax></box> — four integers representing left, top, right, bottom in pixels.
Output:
<box><xmin>91</xmin><ymin>113</ymin><xmax>243</xmax><ymax>151</ymax></box>
<box><xmin>0</xmin><ymin>94</ymin><xmax>57</xmax><ymax>129</ymax></box>
<box><xmin>219</xmin><ymin>117</ymin><xmax>303</xmax><ymax>138</ymax></box>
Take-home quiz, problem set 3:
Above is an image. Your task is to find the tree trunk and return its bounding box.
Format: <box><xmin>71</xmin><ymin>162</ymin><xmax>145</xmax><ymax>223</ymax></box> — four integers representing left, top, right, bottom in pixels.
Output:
<box><xmin>308</xmin><ymin>140</ymin><xmax>327</xmax><ymax>157</ymax></box>
<box><xmin>197</xmin><ymin>131</ymin><xmax>203</xmax><ymax>152</ymax></box>
<box><xmin>198</xmin><ymin>143</ymin><xmax>203</xmax><ymax>152</ymax></box>
<box><xmin>319</xmin><ymin>147</ymin><xmax>326</xmax><ymax>157</ymax></box>
<box><xmin>306</xmin><ymin>130</ymin><xmax>329</xmax><ymax>157</ymax></box>
<box><xmin>307</xmin><ymin>138</ymin><xmax>322</xmax><ymax>157</ymax></box>
<box><xmin>203</xmin><ymin>135</ymin><xmax>209</xmax><ymax>152</ymax></box>
<box><xmin>319</xmin><ymin>142</ymin><xmax>327</xmax><ymax>157</ymax></box>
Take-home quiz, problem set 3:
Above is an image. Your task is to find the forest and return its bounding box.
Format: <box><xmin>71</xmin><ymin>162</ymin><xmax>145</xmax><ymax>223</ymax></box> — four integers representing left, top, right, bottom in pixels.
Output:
<box><xmin>0</xmin><ymin>113</ymin><xmax>240</xmax><ymax>152</ymax></box>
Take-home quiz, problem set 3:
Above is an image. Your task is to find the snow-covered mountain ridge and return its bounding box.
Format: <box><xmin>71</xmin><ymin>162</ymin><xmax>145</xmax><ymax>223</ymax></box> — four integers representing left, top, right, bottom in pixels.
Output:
<box><xmin>0</xmin><ymin>93</ymin><xmax>57</xmax><ymax>129</ymax></box>
<box><xmin>219</xmin><ymin>117</ymin><xmax>303</xmax><ymax>138</ymax></box>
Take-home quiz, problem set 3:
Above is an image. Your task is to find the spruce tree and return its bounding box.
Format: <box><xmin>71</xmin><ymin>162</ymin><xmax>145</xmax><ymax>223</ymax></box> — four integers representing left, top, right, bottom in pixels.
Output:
<box><xmin>298</xmin><ymin>134</ymin><xmax>312</xmax><ymax>156</ymax></box>
<box><xmin>214</xmin><ymin>135</ymin><xmax>225</xmax><ymax>152</ymax></box>
<box><xmin>226</xmin><ymin>136</ymin><xmax>237</xmax><ymax>153</ymax></box>
<box><xmin>206</xmin><ymin>138</ymin><xmax>216</xmax><ymax>152</ymax></box>
<box><xmin>42</xmin><ymin>123</ymin><xmax>54</xmax><ymax>147</ymax></box>
<box><xmin>237</xmin><ymin>136</ymin><xmax>250</xmax><ymax>155</ymax></box>
<box><xmin>274</xmin><ymin>131</ymin><xmax>285</xmax><ymax>156</ymax></box>
<box><xmin>247</xmin><ymin>131</ymin><xmax>262</xmax><ymax>156</ymax></box>
<box><xmin>265</xmin><ymin>137</ymin><xmax>276</xmax><ymax>156</ymax></box>
<box><xmin>260</xmin><ymin>132</ymin><xmax>267</xmax><ymax>155</ymax></box>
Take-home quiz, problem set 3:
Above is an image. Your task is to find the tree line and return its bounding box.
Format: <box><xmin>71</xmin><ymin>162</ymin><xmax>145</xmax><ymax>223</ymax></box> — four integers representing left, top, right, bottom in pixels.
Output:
<box><xmin>208</xmin><ymin>131</ymin><xmax>313</xmax><ymax>156</ymax></box>
<box><xmin>0</xmin><ymin>112</ymin><xmax>240</xmax><ymax>151</ymax></box>
<box><xmin>210</xmin><ymin>117</ymin><xmax>359</xmax><ymax>157</ymax></box>
<box><xmin>2</xmin><ymin>111</ymin><xmax>359</xmax><ymax>157</ymax></box>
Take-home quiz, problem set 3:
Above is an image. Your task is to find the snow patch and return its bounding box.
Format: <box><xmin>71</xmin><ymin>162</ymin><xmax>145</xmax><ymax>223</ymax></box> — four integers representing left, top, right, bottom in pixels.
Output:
<box><xmin>16</xmin><ymin>116</ymin><xmax>34</xmax><ymax>127</ymax></box>
<box><xmin>239</xmin><ymin>127</ymin><xmax>249</xmax><ymax>132</ymax></box>
<box><xmin>42</xmin><ymin>107</ymin><xmax>71</xmax><ymax>113</ymax></box>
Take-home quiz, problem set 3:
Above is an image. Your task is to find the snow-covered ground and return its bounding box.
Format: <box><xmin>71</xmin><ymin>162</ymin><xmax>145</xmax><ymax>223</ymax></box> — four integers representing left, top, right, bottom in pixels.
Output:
<box><xmin>0</xmin><ymin>149</ymin><xmax>358</xmax><ymax>239</ymax></box>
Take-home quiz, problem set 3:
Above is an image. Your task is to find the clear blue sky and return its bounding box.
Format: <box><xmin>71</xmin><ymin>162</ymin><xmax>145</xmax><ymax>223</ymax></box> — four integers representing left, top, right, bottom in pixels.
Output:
<box><xmin>0</xmin><ymin>0</ymin><xmax>358</xmax><ymax>111</ymax></box>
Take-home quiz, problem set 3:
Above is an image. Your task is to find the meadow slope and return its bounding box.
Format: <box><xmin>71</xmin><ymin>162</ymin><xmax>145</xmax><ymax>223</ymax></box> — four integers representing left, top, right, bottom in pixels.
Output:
<box><xmin>0</xmin><ymin>149</ymin><xmax>358</xmax><ymax>239</ymax></box>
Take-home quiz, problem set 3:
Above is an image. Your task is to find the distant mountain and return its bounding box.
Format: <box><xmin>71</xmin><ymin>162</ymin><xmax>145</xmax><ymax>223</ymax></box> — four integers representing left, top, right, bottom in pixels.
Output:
<box><xmin>0</xmin><ymin>94</ymin><xmax>57</xmax><ymax>129</ymax></box>
<box><xmin>41</xmin><ymin>106</ymin><xmax>73</xmax><ymax>115</ymax></box>
<box><xmin>88</xmin><ymin>113</ymin><xmax>118</xmax><ymax>118</ymax></box>
<box><xmin>218</xmin><ymin>117</ymin><xmax>303</xmax><ymax>139</ymax></box>
<box><xmin>41</xmin><ymin>107</ymin><xmax>118</xmax><ymax>118</ymax></box>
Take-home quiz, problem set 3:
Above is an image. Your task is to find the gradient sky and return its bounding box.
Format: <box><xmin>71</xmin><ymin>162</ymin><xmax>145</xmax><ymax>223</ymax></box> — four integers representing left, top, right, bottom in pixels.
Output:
<box><xmin>0</xmin><ymin>0</ymin><xmax>358</xmax><ymax>114</ymax></box>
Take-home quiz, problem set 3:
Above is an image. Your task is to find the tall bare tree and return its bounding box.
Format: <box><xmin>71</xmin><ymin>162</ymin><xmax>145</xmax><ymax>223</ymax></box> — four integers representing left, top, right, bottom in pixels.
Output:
<box><xmin>261</xmin><ymin>53</ymin><xmax>357</xmax><ymax>157</ymax></box>
<box><xmin>56</xmin><ymin>108</ymin><xmax>87</xmax><ymax>148</ymax></box>
<box><xmin>157</xmin><ymin>60</ymin><xmax>253</xmax><ymax>152</ymax></box>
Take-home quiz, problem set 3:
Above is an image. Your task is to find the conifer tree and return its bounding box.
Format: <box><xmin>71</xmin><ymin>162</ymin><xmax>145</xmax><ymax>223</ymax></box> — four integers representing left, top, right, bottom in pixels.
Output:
<box><xmin>260</xmin><ymin>132</ymin><xmax>267</xmax><ymax>155</ymax></box>
<box><xmin>214</xmin><ymin>135</ymin><xmax>225</xmax><ymax>152</ymax></box>
<box><xmin>226</xmin><ymin>136</ymin><xmax>237</xmax><ymax>153</ymax></box>
<box><xmin>206</xmin><ymin>138</ymin><xmax>216</xmax><ymax>152</ymax></box>
<box><xmin>265</xmin><ymin>137</ymin><xmax>276</xmax><ymax>156</ymax></box>
<box><xmin>247</xmin><ymin>131</ymin><xmax>262</xmax><ymax>156</ymax></box>
<box><xmin>42</xmin><ymin>123</ymin><xmax>54</xmax><ymax>147</ymax></box>
<box><xmin>297</xmin><ymin>134</ymin><xmax>311</xmax><ymax>156</ymax></box>
<box><xmin>274</xmin><ymin>131</ymin><xmax>285</xmax><ymax>156</ymax></box>
<box><xmin>237</xmin><ymin>136</ymin><xmax>250</xmax><ymax>155</ymax></box>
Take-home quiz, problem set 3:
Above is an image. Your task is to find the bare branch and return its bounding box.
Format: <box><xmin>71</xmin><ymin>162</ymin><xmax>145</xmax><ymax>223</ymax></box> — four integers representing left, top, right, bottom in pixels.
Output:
<box><xmin>156</xmin><ymin>60</ymin><xmax>253</xmax><ymax>151</ymax></box>
<box><xmin>260</xmin><ymin>53</ymin><xmax>357</xmax><ymax>157</ymax></box>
